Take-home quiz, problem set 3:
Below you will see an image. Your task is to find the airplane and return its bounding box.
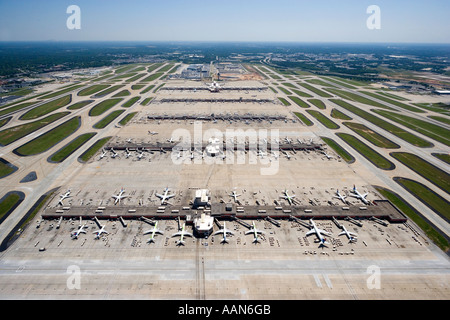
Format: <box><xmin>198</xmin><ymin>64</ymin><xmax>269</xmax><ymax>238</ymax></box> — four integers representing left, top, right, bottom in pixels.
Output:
<box><xmin>58</xmin><ymin>189</ymin><xmax>71</xmax><ymax>206</ymax></box>
<box><xmin>126</xmin><ymin>138</ymin><xmax>133</xmax><ymax>143</ymax></box>
<box><xmin>143</xmin><ymin>221</ymin><xmax>164</xmax><ymax>243</ymax></box>
<box><xmin>155</xmin><ymin>187</ymin><xmax>176</xmax><ymax>205</ymax></box>
<box><xmin>322</xmin><ymin>151</ymin><xmax>333</xmax><ymax>160</ymax></box>
<box><xmin>124</xmin><ymin>148</ymin><xmax>132</xmax><ymax>159</ymax></box>
<box><xmin>112</xmin><ymin>188</ymin><xmax>128</xmax><ymax>205</ymax></box>
<box><xmin>257</xmin><ymin>150</ymin><xmax>266</xmax><ymax>158</ymax></box>
<box><xmin>110</xmin><ymin>148</ymin><xmax>119</xmax><ymax>159</ymax></box>
<box><xmin>207</xmin><ymin>81</ymin><xmax>222</xmax><ymax>93</ymax></box>
<box><xmin>229</xmin><ymin>190</ymin><xmax>241</xmax><ymax>203</ymax></box>
<box><xmin>271</xmin><ymin>152</ymin><xmax>279</xmax><ymax>160</ymax></box>
<box><xmin>213</xmin><ymin>222</ymin><xmax>234</xmax><ymax>244</ymax></box>
<box><xmin>284</xmin><ymin>137</ymin><xmax>293</xmax><ymax>144</ymax></box>
<box><xmin>338</xmin><ymin>225</ymin><xmax>358</xmax><ymax>243</ymax></box>
<box><xmin>349</xmin><ymin>185</ymin><xmax>370</xmax><ymax>205</ymax></box>
<box><xmin>167</xmin><ymin>137</ymin><xmax>175</xmax><ymax>143</ymax></box>
<box><xmin>136</xmin><ymin>149</ymin><xmax>146</xmax><ymax>161</ymax></box>
<box><xmin>148</xmin><ymin>131</ymin><xmax>159</xmax><ymax>135</ymax></box>
<box><xmin>93</xmin><ymin>225</ymin><xmax>108</xmax><ymax>239</ymax></box>
<box><xmin>245</xmin><ymin>221</ymin><xmax>265</xmax><ymax>244</ymax></box>
<box><xmin>306</xmin><ymin>219</ymin><xmax>332</xmax><ymax>247</ymax></box>
<box><xmin>71</xmin><ymin>224</ymin><xmax>87</xmax><ymax>239</ymax></box>
<box><xmin>99</xmin><ymin>149</ymin><xmax>107</xmax><ymax>160</ymax></box>
<box><xmin>280</xmin><ymin>189</ymin><xmax>296</xmax><ymax>206</ymax></box>
<box><xmin>171</xmin><ymin>223</ymin><xmax>193</xmax><ymax>246</ymax></box>
<box><xmin>333</xmin><ymin>189</ymin><xmax>348</xmax><ymax>205</ymax></box>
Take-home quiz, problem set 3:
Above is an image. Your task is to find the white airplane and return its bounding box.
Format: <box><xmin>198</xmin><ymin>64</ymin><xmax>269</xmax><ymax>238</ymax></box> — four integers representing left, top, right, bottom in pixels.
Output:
<box><xmin>245</xmin><ymin>221</ymin><xmax>265</xmax><ymax>244</ymax></box>
<box><xmin>208</xmin><ymin>81</ymin><xmax>222</xmax><ymax>93</ymax></box>
<box><xmin>213</xmin><ymin>222</ymin><xmax>234</xmax><ymax>244</ymax></box>
<box><xmin>322</xmin><ymin>151</ymin><xmax>333</xmax><ymax>160</ymax></box>
<box><xmin>58</xmin><ymin>189</ymin><xmax>71</xmax><ymax>206</ymax></box>
<box><xmin>284</xmin><ymin>152</ymin><xmax>292</xmax><ymax>160</ymax></box>
<box><xmin>167</xmin><ymin>137</ymin><xmax>175</xmax><ymax>143</ymax></box>
<box><xmin>126</xmin><ymin>138</ymin><xmax>133</xmax><ymax>143</ymax></box>
<box><xmin>229</xmin><ymin>190</ymin><xmax>241</xmax><ymax>203</ymax></box>
<box><xmin>124</xmin><ymin>148</ymin><xmax>132</xmax><ymax>159</ymax></box>
<box><xmin>110</xmin><ymin>148</ymin><xmax>119</xmax><ymax>159</ymax></box>
<box><xmin>280</xmin><ymin>190</ymin><xmax>296</xmax><ymax>206</ymax></box>
<box><xmin>284</xmin><ymin>137</ymin><xmax>292</xmax><ymax>144</ymax></box>
<box><xmin>71</xmin><ymin>224</ymin><xmax>87</xmax><ymax>239</ymax></box>
<box><xmin>271</xmin><ymin>152</ymin><xmax>279</xmax><ymax>160</ymax></box>
<box><xmin>172</xmin><ymin>223</ymin><xmax>193</xmax><ymax>246</ymax></box>
<box><xmin>148</xmin><ymin>131</ymin><xmax>158</xmax><ymax>135</ymax></box>
<box><xmin>306</xmin><ymin>219</ymin><xmax>332</xmax><ymax>247</ymax></box>
<box><xmin>99</xmin><ymin>149</ymin><xmax>107</xmax><ymax>160</ymax></box>
<box><xmin>112</xmin><ymin>188</ymin><xmax>128</xmax><ymax>205</ymax></box>
<box><xmin>338</xmin><ymin>225</ymin><xmax>358</xmax><ymax>243</ymax></box>
<box><xmin>349</xmin><ymin>185</ymin><xmax>370</xmax><ymax>205</ymax></box>
<box><xmin>155</xmin><ymin>187</ymin><xmax>175</xmax><ymax>205</ymax></box>
<box><xmin>143</xmin><ymin>221</ymin><xmax>164</xmax><ymax>243</ymax></box>
<box><xmin>93</xmin><ymin>225</ymin><xmax>108</xmax><ymax>239</ymax></box>
<box><xmin>257</xmin><ymin>150</ymin><xmax>266</xmax><ymax>158</ymax></box>
<box><xmin>333</xmin><ymin>189</ymin><xmax>348</xmax><ymax>205</ymax></box>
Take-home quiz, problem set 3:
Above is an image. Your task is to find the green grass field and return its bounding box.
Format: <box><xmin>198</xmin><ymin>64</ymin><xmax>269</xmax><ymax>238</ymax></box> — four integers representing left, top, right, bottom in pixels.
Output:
<box><xmin>298</xmin><ymin>83</ymin><xmax>333</xmax><ymax>98</ymax></box>
<box><xmin>20</xmin><ymin>95</ymin><xmax>72</xmax><ymax>120</ymax></box>
<box><xmin>288</xmin><ymin>96</ymin><xmax>310</xmax><ymax>108</ymax></box>
<box><xmin>119</xmin><ymin>112</ymin><xmax>138</xmax><ymax>126</ymax></box>
<box><xmin>330</xmin><ymin>108</ymin><xmax>352</xmax><ymax>120</ymax></box>
<box><xmin>306</xmin><ymin>110</ymin><xmax>339</xmax><ymax>129</ymax></box>
<box><xmin>330</xmin><ymin>99</ymin><xmax>433</xmax><ymax>148</ymax></box>
<box><xmin>122</xmin><ymin>96</ymin><xmax>141</xmax><ymax>108</ymax></box>
<box><xmin>93</xmin><ymin>85</ymin><xmax>125</xmax><ymax>98</ymax></box>
<box><xmin>78</xmin><ymin>84</ymin><xmax>110</xmax><ymax>96</ymax></box>
<box><xmin>0</xmin><ymin>112</ymin><xmax>70</xmax><ymax>146</ymax></box>
<box><xmin>89</xmin><ymin>99</ymin><xmax>123</xmax><ymax>117</ymax></box>
<box><xmin>308</xmin><ymin>99</ymin><xmax>326</xmax><ymax>110</ymax></box>
<box><xmin>67</xmin><ymin>100</ymin><xmax>94</xmax><ymax>110</ymax></box>
<box><xmin>140</xmin><ymin>72</ymin><xmax>164</xmax><ymax>82</ymax></box>
<box><xmin>49</xmin><ymin>133</ymin><xmax>97</xmax><ymax>163</ymax></box>
<box><xmin>0</xmin><ymin>193</ymin><xmax>22</xmax><ymax>222</ymax></box>
<box><xmin>390</xmin><ymin>152</ymin><xmax>450</xmax><ymax>194</ymax></box>
<box><xmin>374</xmin><ymin>110</ymin><xmax>450</xmax><ymax>147</ymax></box>
<box><xmin>78</xmin><ymin>137</ymin><xmax>112</xmax><ymax>162</ymax></box>
<box><xmin>320</xmin><ymin>136</ymin><xmax>355</xmax><ymax>163</ymax></box>
<box><xmin>14</xmin><ymin>116</ymin><xmax>81</xmax><ymax>156</ymax></box>
<box><xmin>343</xmin><ymin>122</ymin><xmax>400</xmax><ymax>149</ymax></box>
<box><xmin>432</xmin><ymin>153</ymin><xmax>450</xmax><ymax>165</ymax></box>
<box><xmin>293</xmin><ymin>112</ymin><xmax>313</xmax><ymax>126</ymax></box>
<box><xmin>394</xmin><ymin>177</ymin><xmax>450</xmax><ymax>222</ymax></box>
<box><xmin>278</xmin><ymin>97</ymin><xmax>291</xmax><ymax>106</ymax></box>
<box><xmin>93</xmin><ymin>110</ymin><xmax>126</xmax><ymax>129</ymax></box>
<box><xmin>337</xmin><ymin>133</ymin><xmax>395</xmax><ymax>170</ymax></box>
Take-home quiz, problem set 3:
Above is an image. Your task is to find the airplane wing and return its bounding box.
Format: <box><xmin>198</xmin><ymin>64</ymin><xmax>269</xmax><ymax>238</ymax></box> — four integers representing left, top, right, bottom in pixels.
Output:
<box><xmin>143</xmin><ymin>229</ymin><xmax>164</xmax><ymax>235</ymax></box>
<box><xmin>166</xmin><ymin>194</ymin><xmax>176</xmax><ymax>199</ymax></box>
<box><xmin>155</xmin><ymin>193</ymin><xmax>163</xmax><ymax>198</ymax></box>
<box><xmin>317</xmin><ymin>228</ymin><xmax>332</xmax><ymax>237</ymax></box>
<box><xmin>305</xmin><ymin>230</ymin><xmax>316</xmax><ymax>237</ymax></box>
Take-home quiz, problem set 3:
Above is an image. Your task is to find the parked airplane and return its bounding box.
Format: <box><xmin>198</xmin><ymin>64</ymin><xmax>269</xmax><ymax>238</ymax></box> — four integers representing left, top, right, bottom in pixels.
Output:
<box><xmin>155</xmin><ymin>187</ymin><xmax>175</xmax><ymax>205</ymax></box>
<box><xmin>124</xmin><ymin>148</ymin><xmax>132</xmax><ymax>159</ymax></box>
<box><xmin>338</xmin><ymin>225</ymin><xmax>358</xmax><ymax>243</ymax></box>
<box><xmin>213</xmin><ymin>222</ymin><xmax>234</xmax><ymax>244</ymax></box>
<box><xmin>58</xmin><ymin>190</ymin><xmax>71</xmax><ymax>206</ymax></box>
<box><xmin>245</xmin><ymin>221</ymin><xmax>265</xmax><ymax>244</ymax></box>
<box><xmin>350</xmin><ymin>185</ymin><xmax>370</xmax><ymax>205</ymax></box>
<box><xmin>207</xmin><ymin>81</ymin><xmax>222</xmax><ymax>93</ymax></box>
<box><xmin>148</xmin><ymin>131</ymin><xmax>159</xmax><ymax>135</ymax></box>
<box><xmin>333</xmin><ymin>189</ymin><xmax>348</xmax><ymax>205</ymax></box>
<box><xmin>93</xmin><ymin>225</ymin><xmax>108</xmax><ymax>239</ymax></box>
<box><xmin>172</xmin><ymin>223</ymin><xmax>193</xmax><ymax>246</ymax></box>
<box><xmin>306</xmin><ymin>219</ymin><xmax>332</xmax><ymax>247</ymax></box>
<box><xmin>110</xmin><ymin>148</ymin><xmax>119</xmax><ymax>159</ymax></box>
<box><xmin>322</xmin><ymin>151</ymin><xmax>333</xmax><ymax>160</ymax></box>
<box><xmin>229</xmin><ymin>190</ymin><xmax>241</xmax><ymax>203</ymax></box>
<box><xmin>280</xmin><ymin>189</ymin><xmax>296</xmax><ymax>205</ymax></box>
<box><xmin>71</xmin><ymin>224</ymin><xmax>87</xmax><ymax>239</ymax></box>
<box><xmin>143</xmin><ymin>221</ymin><xmax>164</xmax><ymax>243</ymax></box>
<box><xmin>99</xmin><ymin>149</ymin><xmax>107</xmax><ymax>160</ymax></box>
<box><xmin>112</xmin><ymin>188</ymin><xmax>128</xmax><ymax>205</ymax></box>
<box><xmin>167</xmin><ymin>137</ymin><xmax>175</xmax><ymax>143</ymax></box>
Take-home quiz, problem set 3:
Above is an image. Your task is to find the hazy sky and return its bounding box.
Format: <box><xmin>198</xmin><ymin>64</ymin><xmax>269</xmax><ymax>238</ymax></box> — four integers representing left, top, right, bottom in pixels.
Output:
<box><xmin>0</xmin><ymin>0</ymin><xmax>449</xmax><ymax>43</ymax></box>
